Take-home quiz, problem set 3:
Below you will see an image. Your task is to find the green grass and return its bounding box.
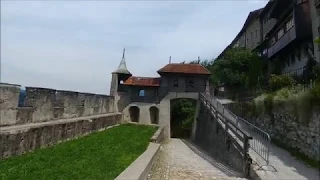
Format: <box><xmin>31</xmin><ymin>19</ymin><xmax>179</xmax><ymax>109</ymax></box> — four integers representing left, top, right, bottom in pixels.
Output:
<box><xmin>0</xmin><ymin>124</ymin><xmax>157</xmax><ymax>180</ymax></box>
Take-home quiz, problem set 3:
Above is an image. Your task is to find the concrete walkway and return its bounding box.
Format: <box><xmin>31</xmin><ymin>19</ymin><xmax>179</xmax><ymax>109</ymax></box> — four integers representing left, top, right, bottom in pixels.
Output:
<box><xmin>211</xmin><ymin>96</ymin><xmax>320</xmax><ymax>180</ymax></box>
<box><xmin>147</xmin><ymin>138</ymin><xmax>247</xmax><ymax>180</ymax></box>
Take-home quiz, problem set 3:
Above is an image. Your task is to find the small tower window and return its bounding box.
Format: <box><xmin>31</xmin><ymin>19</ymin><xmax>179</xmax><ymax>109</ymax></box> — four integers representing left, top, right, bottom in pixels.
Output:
<box><xmin>139</xmin><ymin>90</ymin><xmax>145</xmax><ymax>96</ymax></box>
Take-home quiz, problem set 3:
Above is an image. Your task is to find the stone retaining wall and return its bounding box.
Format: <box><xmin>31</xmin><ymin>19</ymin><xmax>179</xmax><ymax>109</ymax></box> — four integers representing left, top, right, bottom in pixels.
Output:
<box><xmin>226</xmin><ymin>102</ymin><xmax>320</xmax><ymax>162</ymax></box>
<box><xmin>0</xmin><ymin>113</ymin><xmax>122</xmax><ymax>159</ymax></box>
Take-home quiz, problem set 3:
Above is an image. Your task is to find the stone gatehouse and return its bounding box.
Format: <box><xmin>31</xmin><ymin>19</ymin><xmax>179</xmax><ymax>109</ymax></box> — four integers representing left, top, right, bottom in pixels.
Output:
<box><xmin>110</xmin><ymin>49</ymin><xmax>211</xmax><ymax>137</ymax></box>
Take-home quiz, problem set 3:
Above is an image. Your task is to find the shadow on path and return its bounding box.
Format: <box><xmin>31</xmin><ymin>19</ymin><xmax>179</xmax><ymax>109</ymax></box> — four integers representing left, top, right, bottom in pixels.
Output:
<box><xmin>181</xmin><ymin>139</ymin><xmax>244</xmax><ymax>178</ymax></box>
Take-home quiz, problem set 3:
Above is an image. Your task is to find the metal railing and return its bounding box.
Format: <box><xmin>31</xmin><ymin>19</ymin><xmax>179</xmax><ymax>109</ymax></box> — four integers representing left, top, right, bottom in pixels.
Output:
<box><xmin>197</xmin><ymin>93</ymin><xmax>252</xmax><ymax>177</ymax></box>
<box><xmin>208</xmin><ymin>94</ymin><xmax>271</xmax><ymax>165</ymax></box>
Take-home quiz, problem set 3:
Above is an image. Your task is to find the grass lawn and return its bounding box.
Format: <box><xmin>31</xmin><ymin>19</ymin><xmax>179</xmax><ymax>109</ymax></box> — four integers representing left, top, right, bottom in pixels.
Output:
<box><xmin>0</xmin><ymin>124</ymin><xmax>157</xmax><ymax>180</ymax></box>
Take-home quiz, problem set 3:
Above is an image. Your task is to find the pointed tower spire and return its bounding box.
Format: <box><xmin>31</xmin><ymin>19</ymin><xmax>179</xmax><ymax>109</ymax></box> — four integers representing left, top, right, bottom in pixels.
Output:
<box><xmin>113</xmin><ymin>48</ymin><xmax>131</xmax><ymax>75</ymax></box>
<box><xmin>169</xmin><ymin>56</ymin><xmax>171</xmax><ymax>64</ymax></box>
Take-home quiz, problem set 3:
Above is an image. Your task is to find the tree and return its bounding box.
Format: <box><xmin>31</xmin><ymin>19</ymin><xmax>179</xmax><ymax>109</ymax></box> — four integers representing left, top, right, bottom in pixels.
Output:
<box><xmin>171</xmin><ymin>99</ymin><xmax>196</xmax><ymax>137</ymax></box>
<box><xmin>206</xmin><ymin>48</ymin><xmax>266</xmax><ymax>89</ymax></box>
<box><xmin>315</xmin><ymin>37</ymin><xmax>320</xmax><ymax>44</ymax></box>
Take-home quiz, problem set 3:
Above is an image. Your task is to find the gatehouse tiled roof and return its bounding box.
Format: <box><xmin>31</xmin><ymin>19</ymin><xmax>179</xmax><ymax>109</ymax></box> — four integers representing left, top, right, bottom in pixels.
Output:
<box><xmin>123</xmin><ymin>76</ymin><xmax>160</xmax><ymax>87</ymax></box>
<box><xmin>157</xmin><ymin>63</ymin><xmax>211</xmax><ymax>75</ymax></box>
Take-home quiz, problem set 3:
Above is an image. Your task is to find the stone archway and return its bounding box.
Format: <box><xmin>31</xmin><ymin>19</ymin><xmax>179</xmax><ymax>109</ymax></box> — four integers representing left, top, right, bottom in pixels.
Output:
<box><xmin>170</xmin><ymin>98</ymin><xmax>197</xmax><ymax>138</ymax></box>
<box><xmin>149</xmin><ymin>106</ymin><xmax>159</xmax><ymax>124</ymax></box>
<box><xmin>129</xmin><ymin>106</ymin><xmax>140</xmax><ymax>122</ymax></box>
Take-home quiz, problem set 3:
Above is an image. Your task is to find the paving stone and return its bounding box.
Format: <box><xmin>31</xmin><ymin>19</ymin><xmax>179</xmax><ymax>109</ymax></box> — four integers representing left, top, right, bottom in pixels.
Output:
<box><xmin>148</xmin><ymin>138</ymin><xmax>247</xmax><ymax>180</ymax></box>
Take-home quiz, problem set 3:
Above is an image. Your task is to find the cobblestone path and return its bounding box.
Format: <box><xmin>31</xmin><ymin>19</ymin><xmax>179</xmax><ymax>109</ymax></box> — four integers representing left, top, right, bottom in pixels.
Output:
<box><xmin>147</xmin><ymin>138</ymin><xmax>247</xmax><ymax>180</ymax></box>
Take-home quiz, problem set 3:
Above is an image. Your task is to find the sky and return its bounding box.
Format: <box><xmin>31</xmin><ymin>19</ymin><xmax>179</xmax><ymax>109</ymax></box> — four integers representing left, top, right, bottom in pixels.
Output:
<box><xmin>1</xmin><ymin>0</ymin><xmax>267</xmax><ymax>94</ymax></box>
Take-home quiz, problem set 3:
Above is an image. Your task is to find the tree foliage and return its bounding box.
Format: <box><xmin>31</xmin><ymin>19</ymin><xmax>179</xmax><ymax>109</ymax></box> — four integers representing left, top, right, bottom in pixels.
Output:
<box><xmin>205</xmin><ymin>48</ymin><xmax>266</xmax><ymax>89</ymax></box>
<box><xmin>315</xmin><ymin>37</ymin><xmax>320</xmax><ymax>44</ymax></box>
<box><xmin>171</xmin><ymin>99</ymin><xmax>196</xmax><ymax>130</ymax></box>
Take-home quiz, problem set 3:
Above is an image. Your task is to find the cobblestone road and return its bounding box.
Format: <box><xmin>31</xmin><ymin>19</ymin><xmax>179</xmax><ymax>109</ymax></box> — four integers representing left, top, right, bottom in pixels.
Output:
<box><xmin>147</xmin><ymin>138</ymin><xmax>247</xmax><ymax>180</ymax></box>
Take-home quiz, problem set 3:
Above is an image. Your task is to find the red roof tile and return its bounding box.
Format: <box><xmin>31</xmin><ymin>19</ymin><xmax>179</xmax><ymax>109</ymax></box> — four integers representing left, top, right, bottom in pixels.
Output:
<box><xmin>123</xmin><ymin>76</ymin><xmax>160</xmax><ymax>87</ymax></box>
<box><xmin>157</xmin><ymin>63</ymin><xmax>211</xmax><ymax>75</ymax></box>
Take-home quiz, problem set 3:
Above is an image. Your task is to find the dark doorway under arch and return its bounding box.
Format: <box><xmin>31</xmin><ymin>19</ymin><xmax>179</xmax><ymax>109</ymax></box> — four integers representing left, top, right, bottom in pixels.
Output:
<box><xmin>170</xmin><ymin>98</ymin><xmax>197</xmax><ymax>138</ymax></box>
<box><xmin>149</xmin><ymin>106</ymin><xmax>159</xmax><ymax>124</ymax></box>
<box><xmin>129</xmin><ymin>106</ymin><xmax>140</xmax><ymax>122</ymax></box>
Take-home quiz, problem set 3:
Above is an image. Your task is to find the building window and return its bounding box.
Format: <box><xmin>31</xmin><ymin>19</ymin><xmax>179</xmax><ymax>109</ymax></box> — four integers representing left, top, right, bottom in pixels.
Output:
<box><xmin>291</xmin><ymin>52</ymin><xmax>296</xmax><ymax>64</ymax></box>
<box><xmin>318</xmin><ymin>26</ymin><xmax>320</xmax><ymax>51</ymax></box>
<box><xmin>139</xmin><ymin>90</ymin><xmax>145</xmax><ymax>96</ymax></box>
<box><xmin>295</xmin><ymin>48</ymin><xmax>301</xmax><ymax>61</ymax></box>
<box><xmin>187</xmin><ymin>80</ymin><xmax>194</xmax><ymax>88</ymax></box>
<box><xmin>286</xmin><ymin>56</ymin><xmax>291</xmax><ymax>66</ymax></box>
<box><xmin>286</xmin><ymin>18</ymin><xmax>294</xmax><ymax>31</ymax></box>
<box><xmin>270</xmin><ymin>36</ymin><xmax>276</xmax><ymax>45</ymax></box>
<box><xmin>173</xmin><ymin>79</ymin><xmax>179</xmax><ymax>87</ymax></box>
<box><xmin>296</xmin><ymin>0</ymin><xmax>307</xmax><ymax>4</ymax></box>
<box><xmin>263</xmin><ymin>49</ymin><xmax>267</xmax><ymax>55</ymax></box>
<box><xmin>278</xmin><ymin>28</ymin><xmax>284</xmax><ymax>39</ymax></box>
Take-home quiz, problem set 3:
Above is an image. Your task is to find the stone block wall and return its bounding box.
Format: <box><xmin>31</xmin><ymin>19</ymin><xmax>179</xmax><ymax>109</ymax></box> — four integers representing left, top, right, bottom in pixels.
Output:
<box><xmin>0</xmin><ymin>83</ymin><xmax>21</xmax><ymax>126</ymax></box>
<box><xmin>0</xmin><ymin>83</ymin><xmax>115</xmax><ymax>127</ymax></box>
<box><xmin>226</xmin><ymin>102</ymin><xmax>320</xmax><ymax>162</ymax></box>
<box><xmin>0</xmin><ymin>113</ymin><xmax>122</xmax><ymax>159</ymax></box>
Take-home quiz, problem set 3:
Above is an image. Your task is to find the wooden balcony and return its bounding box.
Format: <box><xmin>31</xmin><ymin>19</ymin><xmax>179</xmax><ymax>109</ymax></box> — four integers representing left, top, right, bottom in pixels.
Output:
<box><xmin>267</xmin><ymin>27</ymin><xmax>296</xmax><ymax>58</ymax></box>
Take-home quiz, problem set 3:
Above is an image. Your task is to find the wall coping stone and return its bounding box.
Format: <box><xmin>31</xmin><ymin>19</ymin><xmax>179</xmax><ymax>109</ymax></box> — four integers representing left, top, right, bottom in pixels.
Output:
<box><xmin>25</xmin><ymin>87</ymin><xmax>56</xmax><ymax>91</ymax></box>
<box><xmin>115</xmin><ymin>142</ymin><xmax>160</xmax><ymax>180</ymax></box>
<box><xmin>56</xmin><ymin>90</ymin><xmax>79</xmax><ymax>94</ymax></box>
<box><xmin>0</xmin><ymin>83</ymin><xmax>21</xmax><ymax>88</ymax></box>
<box><xmin>150</xmin><ymin>126</ymin><xmax>164</xmax><ymax>143</ymax></box>
<box><xmin>0</xmin><ymin>112</ymin><xmax>122</xmax><ymax>134</ymax></box>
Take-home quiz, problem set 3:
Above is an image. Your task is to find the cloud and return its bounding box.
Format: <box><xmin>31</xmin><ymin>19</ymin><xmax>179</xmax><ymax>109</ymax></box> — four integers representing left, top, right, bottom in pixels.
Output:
<box><xmin>1</xmin><ymin>1</ymin><xmax>267</xmax><ymax>94</ymax></box>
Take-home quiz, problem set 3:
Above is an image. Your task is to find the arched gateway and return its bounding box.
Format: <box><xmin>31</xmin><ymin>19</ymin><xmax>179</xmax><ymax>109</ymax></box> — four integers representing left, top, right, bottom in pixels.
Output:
<box><xmin>110</xmin><ymin>49</ymin><xmax>211</xmax><ymax>138</ymax></box>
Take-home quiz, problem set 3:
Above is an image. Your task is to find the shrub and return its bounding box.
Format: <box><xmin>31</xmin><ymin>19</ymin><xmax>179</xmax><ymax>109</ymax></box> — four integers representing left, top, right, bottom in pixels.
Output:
<box><xmin>295</xmin><ymin>91</ymin><xmax>313</xmax><ymax>124</ymax></box>
<box><xmin>313</xmin><ymin>65</ymin><xmax>320</xmax><ymax>82</ymax></box>
<box><xmin>310</xmin><ymin>82</ymin><xmax>320</xmax><ymax>100</ymax></box>
<box><xmin>269</xmin><ymin>74</ymin><xmax>295</xmax><ymax>91</ymax></box>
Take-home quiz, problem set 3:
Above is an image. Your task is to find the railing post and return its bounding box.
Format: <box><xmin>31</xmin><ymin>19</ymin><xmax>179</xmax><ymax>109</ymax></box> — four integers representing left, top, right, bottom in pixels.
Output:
<box><xmin>243</xmin><ymin>136</ymin><xmax>251</xmax><ymax>177</ymax></box>
<box><xmin>225</xmin><ymin>120</ymin><xmax>229</xmax><ymax>144</ymax></box>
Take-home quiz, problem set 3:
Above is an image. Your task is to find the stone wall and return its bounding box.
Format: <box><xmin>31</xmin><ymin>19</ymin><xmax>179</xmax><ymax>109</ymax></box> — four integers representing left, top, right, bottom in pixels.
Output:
<box><xmin>192</xmin><ymin>98</ymin><xmax>251</xmax><ymax>177</ymax></box>
<box><xmin>226</xmin><ymin>102</ymin><xmax>320</xmax><ymax>162</ymax></box>
<box><xmin>0</xmin><ymin>83</ymin><xmax>115</xmax><ymax>126</ymax></box>
<box><xmin>0</xmin><ymin>113</ymin><xmax>122</xmax><ymax>159</ymax></box>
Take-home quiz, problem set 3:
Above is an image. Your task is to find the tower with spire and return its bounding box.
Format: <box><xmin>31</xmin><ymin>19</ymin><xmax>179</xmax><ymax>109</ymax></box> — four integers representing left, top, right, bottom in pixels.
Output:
<box><xmin>110</xmin><ymin>48</ymin><xmax>132</xmax><ymax>96</ymax></box>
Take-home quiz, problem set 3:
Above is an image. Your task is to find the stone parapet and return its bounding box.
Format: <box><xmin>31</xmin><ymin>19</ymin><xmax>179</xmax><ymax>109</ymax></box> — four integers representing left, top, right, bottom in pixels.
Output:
<box><xmin>0</xmin><ymin>84</ymin><xmax>115</xmax><ymax>126</ymax></box>
<box><xmin>0</xmin><ymin>113</ymin><xmax>122</xmax><ymax>159</ymax></box>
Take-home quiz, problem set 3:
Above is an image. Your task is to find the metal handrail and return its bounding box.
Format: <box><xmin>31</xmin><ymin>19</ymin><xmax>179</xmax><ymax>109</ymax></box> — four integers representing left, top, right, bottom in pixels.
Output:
<box><xmin>199</xmin><ymin>93</ymin><xmax>252</xmax><ymax>176</ymax></box>
<box><xmin>199</xmin><ymin>93</ymin><xmax>252</xmax><ymax>146</ymax></box>
<box><xmin>209</xmin><ymin>95</ymin><xmax>271</xmax><ymax>165</ymax></box>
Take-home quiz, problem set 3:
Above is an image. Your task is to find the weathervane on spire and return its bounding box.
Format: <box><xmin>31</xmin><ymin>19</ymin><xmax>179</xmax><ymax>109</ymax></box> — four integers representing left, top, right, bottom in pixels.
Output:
<box><xmin>122</xmin><ymin>48</ymin><xmax>125</xmax><ymax>59</ymax></box>
<box><xmin>169</xmin><ymin>56</ymin><xmax>171</xmax><ymax>64</ymax></box>
<box><xmin>113</xmin><ymin>47</ymin><xmax>131</xmax><ymax>75</ymax></box>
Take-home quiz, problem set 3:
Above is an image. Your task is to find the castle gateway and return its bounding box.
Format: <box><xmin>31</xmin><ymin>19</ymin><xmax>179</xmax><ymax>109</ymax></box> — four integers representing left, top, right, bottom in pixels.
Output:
<box><xmin>110</xmin><ymin>49</ymin><xmax>211</xmax><ymax>137</ymax></box>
